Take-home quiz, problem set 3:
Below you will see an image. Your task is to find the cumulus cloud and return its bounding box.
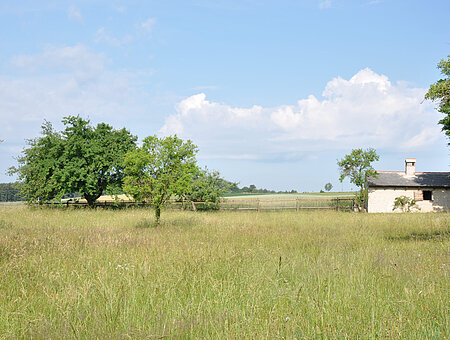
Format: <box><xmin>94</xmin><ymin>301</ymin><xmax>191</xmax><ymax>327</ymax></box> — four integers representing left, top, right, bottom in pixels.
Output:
<box><xmin>160</xmin><ymin>68</ymin><xmax>441</xmax><ymax>161</ymax></box>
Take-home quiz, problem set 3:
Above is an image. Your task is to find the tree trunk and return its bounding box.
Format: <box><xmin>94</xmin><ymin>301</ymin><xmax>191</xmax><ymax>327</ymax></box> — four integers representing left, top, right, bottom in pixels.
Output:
<box><xmin>86</xmin><ymin>197</ymin><xmax>96</xmax><ymax>208</ymax></box>
<box><xmin>154</xmin><ymin>205</ymin><xmax>161</xmax><ymax>227</ymax></box>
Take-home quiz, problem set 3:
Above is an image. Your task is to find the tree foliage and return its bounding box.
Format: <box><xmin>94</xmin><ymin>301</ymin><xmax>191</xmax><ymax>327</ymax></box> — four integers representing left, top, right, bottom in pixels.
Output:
<box><xmin>123</xmin><ymin>135</ymin><xmax>198</xmax><ymax>226</ymax></box>
<box><xmin>425</xmin><ymin>55</ymin><xmax>450</xmax><ymax>142</ymax></box>
<box><xmin>337</xmin><ymin>148</ymin><xmax>379</xmax><ymax>210</ymax></box>
<box><xmin>9</xmin><ymin>116</ymin><xmax>136</xmax><ymax>207</ymax></box>
<box><xmin>324</xmin><ymin>182</ymin><xmax>333</xmax><ymax>192</ymax></box>
<box><xmin>185</xmin><ymin>168</ymin><xmax>231</xmax><ymax>210</ymax></box>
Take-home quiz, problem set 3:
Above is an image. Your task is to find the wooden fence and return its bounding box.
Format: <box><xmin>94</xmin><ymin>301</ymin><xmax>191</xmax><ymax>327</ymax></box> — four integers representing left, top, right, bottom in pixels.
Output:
<box><xmin>41</xmin><ymin>197</ymin><xmax>356</xmax><ymax>212</ymax></box>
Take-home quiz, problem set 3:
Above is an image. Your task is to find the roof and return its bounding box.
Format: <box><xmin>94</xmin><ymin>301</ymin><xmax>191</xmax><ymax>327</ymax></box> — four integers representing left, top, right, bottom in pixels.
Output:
<box><xmin>367</xmin><ymin>171</ymin><xmax>450</xmax><ymax>188</ymax></box>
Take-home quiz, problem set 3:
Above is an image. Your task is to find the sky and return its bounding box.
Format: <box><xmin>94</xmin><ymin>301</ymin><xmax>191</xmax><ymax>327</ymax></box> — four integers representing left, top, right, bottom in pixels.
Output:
<box><xmin>0</xmin><ymin>0</ymin><xmax>449</xmax><ymax>192</ymax></box>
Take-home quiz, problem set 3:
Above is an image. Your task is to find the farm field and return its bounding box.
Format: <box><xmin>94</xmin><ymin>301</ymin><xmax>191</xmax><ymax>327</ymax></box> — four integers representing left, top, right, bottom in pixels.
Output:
<box><xmin>0</xmin><ymin>207</ymin><xmax>448</xmax><ymax>338</ymax></box>
<box><xmin>222</xmin><ymin>192</ymin><xmax>357</xmax><ymax>199</ymax></box>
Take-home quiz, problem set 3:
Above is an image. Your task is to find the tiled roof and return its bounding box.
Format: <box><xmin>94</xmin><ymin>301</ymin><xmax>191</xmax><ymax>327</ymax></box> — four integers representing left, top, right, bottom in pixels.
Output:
<box><xmin>367</xmin><ymin>172</ymin><xmax>450</xmax><ymax>188</ymax></box>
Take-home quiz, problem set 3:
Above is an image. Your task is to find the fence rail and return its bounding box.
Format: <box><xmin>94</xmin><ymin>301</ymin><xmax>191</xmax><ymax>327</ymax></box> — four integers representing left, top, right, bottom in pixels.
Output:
<box><xmin>39</xmin><ymin>197</ymin><xmax>356</xmax><ymax>212</ymax></box>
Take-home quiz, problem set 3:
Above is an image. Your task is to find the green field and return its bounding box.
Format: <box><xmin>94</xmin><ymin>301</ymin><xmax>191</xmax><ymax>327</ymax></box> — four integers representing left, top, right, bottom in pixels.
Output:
<box><xmin>0</xmin><ymin>206</ymin><xmax>448</xmax><ymax>338</ymax></box>
<box><xmin>223</xmin><ymin>192</ymin><xmax>357</xmax><ymax>199</ymax></box>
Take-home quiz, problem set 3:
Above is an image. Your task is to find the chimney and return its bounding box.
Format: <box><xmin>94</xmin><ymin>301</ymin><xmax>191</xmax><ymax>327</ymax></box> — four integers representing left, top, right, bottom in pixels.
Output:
<box><xmin>405</xmin><ymin>158</ymin><xmax>416</xmax><ymax>176</ymax></box>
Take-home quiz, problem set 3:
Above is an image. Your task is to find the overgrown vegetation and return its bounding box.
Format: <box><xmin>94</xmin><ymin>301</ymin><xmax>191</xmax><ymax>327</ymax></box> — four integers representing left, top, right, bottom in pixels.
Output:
<box><xmin>393</xmin><ymin>195</ymin><xmax>419</xmax><ymax>212</ymax></box>
<box><xmin>0</xmin><ymin>207</ymin><xmax>448</xmax><ymax>338</ymax></box>
<box><xmin>184</xmin><ymin>168</ymin><xmax>231</xmax><ymax>210</ymax></box>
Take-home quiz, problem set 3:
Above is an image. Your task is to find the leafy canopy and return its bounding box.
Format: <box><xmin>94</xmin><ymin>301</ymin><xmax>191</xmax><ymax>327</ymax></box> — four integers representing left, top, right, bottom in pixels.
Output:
<box><xmin>425</xmin><ymin>55</ymin><xmax>450</xmax><ymax>142</ymax></box>
<box><xmin>337</xmin><ymin>148</ymin><xmax>379</xmax><ymax>209</ymax></box>
<box><xmin>10</xmin><ymin>116</ymin><xmax>137</xmax><ymax>206</ymax></box>
<box><xmin>123</xmin><ymin>135</ymin><xmax>198</xmax><ymax>226</ymax></box>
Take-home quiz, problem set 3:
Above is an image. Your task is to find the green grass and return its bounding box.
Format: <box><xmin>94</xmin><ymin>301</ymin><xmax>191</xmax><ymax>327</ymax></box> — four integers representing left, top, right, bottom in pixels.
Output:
<box><xmin>0</xmin><ymin>206</ymin><xmax>448</xmax><ymax>338</ymax></box>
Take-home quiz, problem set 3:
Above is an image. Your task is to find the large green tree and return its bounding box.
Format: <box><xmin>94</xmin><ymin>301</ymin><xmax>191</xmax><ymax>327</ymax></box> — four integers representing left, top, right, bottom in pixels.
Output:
<box><xmin>10</xmin><ymin>116</ymin><xmax>137</xmax><ymax>207</ymax></box>
<box><xmin>123</xmin><ymin>135</ymin><xmax>198</xmax><ymax>227</ymax></box>
<box><xmin>425</xmin><ymin>55</ymin><xmax>450</xmax><ymax>142</ymax></box>
<box><xmin>337</xmin><ymin>148</ymin><xmax>379</xmax><ymax>210</ymax></box>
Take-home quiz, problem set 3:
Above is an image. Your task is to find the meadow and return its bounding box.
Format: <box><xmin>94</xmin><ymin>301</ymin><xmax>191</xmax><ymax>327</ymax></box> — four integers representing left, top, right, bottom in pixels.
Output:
<box><xmin>0</xmin><ymin>206</ymin><xmax>448</xmax><ymax>339</ymax></box>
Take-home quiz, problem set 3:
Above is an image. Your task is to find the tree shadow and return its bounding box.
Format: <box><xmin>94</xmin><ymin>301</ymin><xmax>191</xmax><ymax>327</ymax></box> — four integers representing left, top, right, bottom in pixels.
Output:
<box><xmin>134</xmin><ymin>217</ymin><xmax>198</xmax><ymax>229</ymax></box>
<box><xmin>386</xmin><ymin>230</ymin><xmax>449</xmax><ymax>242</ymax></box>
<box><xmin>135</xmin><ymin>219</ymin><xmax>156</xmax><ymax>229</ymax></box>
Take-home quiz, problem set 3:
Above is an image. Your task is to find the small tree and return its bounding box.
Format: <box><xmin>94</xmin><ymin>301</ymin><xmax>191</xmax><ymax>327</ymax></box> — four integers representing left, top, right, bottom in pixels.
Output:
<box><xmin>337</xmin><ymin>148</ymin><xmax>379</xmax><ymax>210</ymax></box>
<box><xmin>324</xmin><ymin>182</ymin><xmax>333</xmax><ymax>192</ymax></box>
<box><xmin>393</xmin><ymin>195</ymin><xmax>419</xmax><ymax>212</ymax></box>
<box><xmin>123</xmin><ymin>135</ymin><xmax>198</xmax><ymax>227</ymax></box>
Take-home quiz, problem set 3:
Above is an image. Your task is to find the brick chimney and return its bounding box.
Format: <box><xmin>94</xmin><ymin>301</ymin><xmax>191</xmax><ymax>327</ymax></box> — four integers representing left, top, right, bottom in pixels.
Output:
<box><xmin>405</xmin><ymin>158</ymin><xmax>416</xmax><ymax>176</ymax></box>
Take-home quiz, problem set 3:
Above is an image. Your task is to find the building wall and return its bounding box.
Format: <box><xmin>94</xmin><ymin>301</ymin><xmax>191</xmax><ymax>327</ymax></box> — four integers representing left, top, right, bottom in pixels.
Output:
<box><xmin>367</xmin><ymin>187</ymin><xmax>450</xmax><ymax>213</ymax></box>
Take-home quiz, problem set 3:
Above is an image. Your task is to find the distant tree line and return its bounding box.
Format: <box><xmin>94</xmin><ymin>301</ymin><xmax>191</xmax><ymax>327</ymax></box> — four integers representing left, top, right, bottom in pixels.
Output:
<box><xmin>226</xmin><ymin>183</ymin><xmax>297</xmax><ymax>195</ymax></box>
<box><xmin>0</xmin><ymin>182</ymin><xmax>24</xmax><ymax>202</ymax></box>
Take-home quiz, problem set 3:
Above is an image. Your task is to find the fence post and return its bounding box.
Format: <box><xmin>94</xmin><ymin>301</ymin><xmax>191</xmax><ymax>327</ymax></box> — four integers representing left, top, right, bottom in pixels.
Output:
<box><xmin>336</xmin><ymin>198</ymin><xmax>340</xmax><ymax>211</ymax></box>
<box><xmin>257</xmin><ymin>199</ymin><xmax>260</xmax><ymax>212</ymax></box>
<box><xmin>191</xmin><ymin>201</ymin><xmax>197</xmax><ymax>212</ymax></box>
<box><xmin>296</xmin><ymin>198</ymin><xmax>299</xmax><ymax>211</ymax></box>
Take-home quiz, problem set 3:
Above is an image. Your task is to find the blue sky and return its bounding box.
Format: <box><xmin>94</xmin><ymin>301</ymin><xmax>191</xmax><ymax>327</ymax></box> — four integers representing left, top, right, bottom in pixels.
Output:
<box><xmin>0</xmin><ymin>0</ymin><xmax>449</xmax><ymax>191</ymax></box>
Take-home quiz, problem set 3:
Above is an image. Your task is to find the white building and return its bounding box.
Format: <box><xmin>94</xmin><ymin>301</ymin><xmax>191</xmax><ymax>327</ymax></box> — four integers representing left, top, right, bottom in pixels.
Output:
<box><xmin>367</xmin><ymin>158</ymin><xmax>450</xmax><ymax>213</ymax></box>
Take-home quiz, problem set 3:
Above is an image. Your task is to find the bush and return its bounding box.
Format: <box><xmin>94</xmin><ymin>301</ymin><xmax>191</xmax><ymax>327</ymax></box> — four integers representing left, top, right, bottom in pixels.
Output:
<box><xmin>393</xmin><ymin>195</ymin><xmax>419</xmax><ymax>212</ymax></box>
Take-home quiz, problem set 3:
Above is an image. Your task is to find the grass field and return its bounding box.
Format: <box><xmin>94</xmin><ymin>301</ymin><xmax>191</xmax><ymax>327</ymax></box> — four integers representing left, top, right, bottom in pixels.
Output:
<box><xmin>0</xmin><ymin>206</ymin><xmax>448</xmax><ymax>339</ymax></box>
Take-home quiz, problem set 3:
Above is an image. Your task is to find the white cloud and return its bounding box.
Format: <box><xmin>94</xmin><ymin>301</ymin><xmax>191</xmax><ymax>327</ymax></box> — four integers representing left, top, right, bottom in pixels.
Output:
<box><xmin>160</xmin><ymin>93</ymin><xmax>264</xmax><ymax>136</ymax></box>
<box><xmin>94</xmin><ymin>27</ymin><xmax>133</xmax><ymax>47</ymax></box>
<box><xmin>1</xmin><ymin>45</ymin><xmax>150</xmax><ymax>143</ymax></box>
<box><xmin>112</xmin><ymin>5</ymin><xmax>126</xmax><ymax>13</ymax></box>
<box><xmin>11</xmin><ymin>44</ymin><xmax>104</xmax><ymax>75</ymax></box>
<box><xmin>140</xmin><ymin>18</ymin><xmax>156</xmax><ymax>33</ymax></box>
<box><xmin>319</xmin><ymin>0</ymin><xmax>332</xmax><ymax>9</ymax></box>
<box><xmin>160</xmin><ymin>69</ymin><xmax>442</xmax><ymax>161</ymax></box>
<box><xmin>68</xmin><ymin>5</ymin><xmax>83</xmax><ymax>23</ymax></box>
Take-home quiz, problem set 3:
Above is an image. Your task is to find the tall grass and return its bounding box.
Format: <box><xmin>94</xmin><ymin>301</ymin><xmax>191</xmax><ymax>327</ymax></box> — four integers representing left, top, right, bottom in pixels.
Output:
<box><xmin>0</xmin><ymin>206</ymin><xmax>448</xmax><ymax>338</ymax></box>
